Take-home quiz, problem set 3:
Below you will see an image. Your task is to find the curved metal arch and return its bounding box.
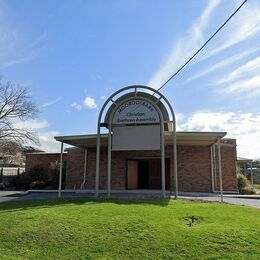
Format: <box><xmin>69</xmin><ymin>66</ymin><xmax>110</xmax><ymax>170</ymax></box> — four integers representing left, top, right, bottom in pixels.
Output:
<box><xmin>95</xmin><ymin>85</ymin><xmax>178</xmax><ymax>199</ymax></box>
<box><xmin>108</xmin><ymin>95</ymin><xmax>166</xmax><ymax>198</ymax></box>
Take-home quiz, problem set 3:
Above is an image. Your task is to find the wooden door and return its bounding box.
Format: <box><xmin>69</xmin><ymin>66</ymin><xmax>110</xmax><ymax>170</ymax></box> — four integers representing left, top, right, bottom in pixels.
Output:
<box><xmin>127</xmin><ymin>160</ymin><xmax>138</xmax><ymax>189</ymax></box>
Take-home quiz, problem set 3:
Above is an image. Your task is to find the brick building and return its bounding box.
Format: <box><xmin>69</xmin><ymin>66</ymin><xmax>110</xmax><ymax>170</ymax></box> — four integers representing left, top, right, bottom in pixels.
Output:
<box><xmin>52</xmin><ymin>134</ymin><xmax>237</xmax><ymax>193</ymax></box>
<box><xmin>26</xmin><ymin>86</ymin><xmax>238</xmax><ymax>195</ymax></box>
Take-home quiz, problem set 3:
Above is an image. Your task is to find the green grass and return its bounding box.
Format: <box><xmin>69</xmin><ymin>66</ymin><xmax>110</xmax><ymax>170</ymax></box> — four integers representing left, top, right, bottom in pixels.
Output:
<box><xmin>0</xmin><ymin>198</ymin><xmax>259</xmax><ymax>259</ymax></box>
<box><xmin>253</xmin><ymin>184</ymin><xmax>260</xmax><ymax>190</ymax></box>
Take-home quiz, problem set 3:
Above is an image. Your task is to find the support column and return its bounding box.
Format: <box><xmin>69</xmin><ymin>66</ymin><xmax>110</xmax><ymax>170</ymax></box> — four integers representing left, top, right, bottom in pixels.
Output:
<box><xmin>244</xmin><ymin>163</ymin><xmax>246</xmax><ymax>177</ymax></box>
<box><xmin>107</xmin><ymin>126</ymin><xmax>112</xmax><ymax>198</ymax></box>
<box><xmin>217</xmin><ymin>138</ymin><xmax>223</xmax><ymax>202</ymax></box>
<box><xmin>81</xmin><ymin>149</ymin><xmax>87</xmax><ymax>189</ymax></box>
<box><xmin>173</xmin><ymin>132</ymin><xmax>178</xmax><ymax>199</ymax></box>
<box><xmin>250</xmin><ymin>162</ymin><xmax>253</xmax><ymax>185</ymax></box>
<box><xmin>210</xmin><ymin>146</ymin><xmax>215</xmax><ymax>192</ymax></box>
<box><xmin>95</xmin><ymin>128</ymin><xmax>101</xmax><ymax>197</ymax></box>
<box><xmin>213</xmin><ymin>145</ymin><xmax>217</xmax><ymax>188</ymax></box>
<box><xmin>58</xmin><ymin>141</ymin><xmax>64</xmax><ymax>198</ymax></box>
<box><xmin>161</xmin><ymin>125</ymin><xmax>165</xmax><ymax>198</ymax></box>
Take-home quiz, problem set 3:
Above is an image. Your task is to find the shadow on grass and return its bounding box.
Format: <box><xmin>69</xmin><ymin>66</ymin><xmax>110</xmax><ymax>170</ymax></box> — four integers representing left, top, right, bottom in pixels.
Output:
<box><xmin>0</xmin><ymin>195</ymin><xmax>171</xmax><ymax>213</ymax></box>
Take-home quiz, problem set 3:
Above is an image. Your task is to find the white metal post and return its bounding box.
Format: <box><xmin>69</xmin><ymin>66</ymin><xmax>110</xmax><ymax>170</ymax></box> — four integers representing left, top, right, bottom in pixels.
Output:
<box><xmin>213</xmin><ymin>144</ymin><xmax>217</xmax><ymax>187</ymax></box>
<box><xmin>58</xmin><ymin>141</ymin><xmax>64</xmax><ymax>198</ymax></box>
<box><xmin>210</xmin><ymin>145</ymin><xmax>215</xmax><ymax>192</ymax></box>
<box><xmin>250</xmin><ymin>162</ymin><xmax>253</xmax><ymax>185</ymax></box>
<box><xmin>161</xmin><ymin>122</ymin><xmax>165</xmax><ymax>199</ymax></box>
<box><xmin>107</xmin><ymin>125</ymin><xmax>112</xmax><ymax>198</ymax></box>
<box><xmin>173</xmin><ymin>131</ymin><xmax>178</xmax><ymax>199</ymax></box>
<box><xmin>217</xmin><ymin>138</ymin><xmax>223</xmax><ymax>203</ymax></box>
<box><xmin>95</xmin><ymin>126</ymin><xmax>101</xmax><ymax>197</ymax></box>
<box><xmin>81</xmin><ymin>149</ymin><xmax>87</xmax><ymax>189</ymax></box>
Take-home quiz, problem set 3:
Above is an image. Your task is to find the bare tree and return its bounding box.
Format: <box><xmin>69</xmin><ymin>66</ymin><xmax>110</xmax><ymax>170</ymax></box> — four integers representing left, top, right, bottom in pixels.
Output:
<box><xmin>0</xmin><ymin>78</ymin><xmax>39</xmax><ymax>145</ymax></box>
<box><xmin>0</xmin><ymin>141</ymin><xmax>23</xmax><ymax>166</ymax></box>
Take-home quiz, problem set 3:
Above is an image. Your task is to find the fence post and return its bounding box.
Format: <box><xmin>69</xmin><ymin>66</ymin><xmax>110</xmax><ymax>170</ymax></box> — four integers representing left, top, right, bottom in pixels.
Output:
<box><xmin>0</xmin><ymin>168</ymin><xmax>3</xmax><ymax>183</ymax></box>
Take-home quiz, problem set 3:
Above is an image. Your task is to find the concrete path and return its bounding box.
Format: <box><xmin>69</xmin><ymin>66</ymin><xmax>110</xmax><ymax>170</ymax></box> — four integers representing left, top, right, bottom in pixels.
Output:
<box><xmin>0</xmin><ymin>191</ymin><xmax>259</xmax><ymax>208</ymax></box>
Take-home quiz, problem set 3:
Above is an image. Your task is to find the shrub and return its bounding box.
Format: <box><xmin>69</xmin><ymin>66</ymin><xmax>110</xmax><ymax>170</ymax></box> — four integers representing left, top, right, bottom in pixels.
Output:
<box><xmin>27</xmin><ymin>165</ymin><xmax>50</xmax><ymax>182</ymax></box>
<box><xmin>237</xmin><ymin>173</ymin><xmax>256</xmax><ymax>194</ymax></box>
<box><xmin>237</xmin><ymin>173</ymin><xmax>248</xmax><ymax>192</ymax></box>
<box><xmin>9</xmin><ymin>162</ymin><xmax>66</xmax><ymax>190</ymax></box>
<box><xmin>240</xmin><ymin>186</ymin><xmax>256</xmax><ymax>195</ymax></box>
<box><xmin>29</xmin><ymin>181</ymin><xmax>46</xmax><ymax>189</ymax></box>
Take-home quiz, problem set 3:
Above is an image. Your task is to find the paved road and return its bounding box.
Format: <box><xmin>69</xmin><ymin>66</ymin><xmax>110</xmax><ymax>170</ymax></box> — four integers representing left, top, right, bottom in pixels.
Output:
<box><xmin>0</xmin><ymin>191</ymin><xmax>259</xmax><ymax>208</ymax></box>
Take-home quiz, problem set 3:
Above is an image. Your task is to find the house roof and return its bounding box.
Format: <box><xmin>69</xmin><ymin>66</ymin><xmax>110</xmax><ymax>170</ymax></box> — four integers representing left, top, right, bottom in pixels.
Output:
<box><xmin>237</xmin><ymin>157</ymin><xmax>253</xmax><ymax>163</ymax></box>
<box><xmin>54</xmin><ymin>131</ymin><xmax>227</xmax><ymax>148</ymax></box>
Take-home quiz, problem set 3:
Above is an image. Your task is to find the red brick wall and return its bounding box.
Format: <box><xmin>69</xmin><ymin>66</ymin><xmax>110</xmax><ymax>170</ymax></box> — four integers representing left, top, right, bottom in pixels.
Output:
<box><xmin>65</xmin><ymin>149</ymin><xmax>85</xmax><ymax>189</ymax></box>
<box><xmin>177</xmin><ymin>146</ymin><xmax>212</xmax><ymax>192</ymax></box>
<box><xmin>214</xmin><ymin>140</ymin><xmax>237</xmax><ymax>192</ymax></box>
<box><xmin>65</xmin><ymin>144</ymin><xmax>237</xmax><ymax>192</ymax></box>
<box><xmin>25</xmin><ymin>153</ymin><xmax>66</xmax><ymax>172</ymax></box>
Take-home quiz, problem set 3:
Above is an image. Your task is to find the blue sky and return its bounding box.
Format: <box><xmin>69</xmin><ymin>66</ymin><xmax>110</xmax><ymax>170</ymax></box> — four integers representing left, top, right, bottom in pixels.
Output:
<box><xmin>1</xmin><ymin>0</ymin><xmax>260</xmax><ymax>158</ymax></box>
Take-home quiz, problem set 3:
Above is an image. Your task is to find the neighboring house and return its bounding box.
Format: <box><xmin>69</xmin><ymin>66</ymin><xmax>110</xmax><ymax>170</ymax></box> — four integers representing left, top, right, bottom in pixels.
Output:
<box><xmin>237</xmin><ymin>157</ymin><xmax>260</xmax><ymax>184</ymax></box>
<box><xmin>0</xmin><ymin>142</ymin><xmax>43</xmax><ymax>168</ymax></box>
<box><xmin>0</xmin><ymin>143</ymin><xmax>44</xmax><ymax>186</ymax></box>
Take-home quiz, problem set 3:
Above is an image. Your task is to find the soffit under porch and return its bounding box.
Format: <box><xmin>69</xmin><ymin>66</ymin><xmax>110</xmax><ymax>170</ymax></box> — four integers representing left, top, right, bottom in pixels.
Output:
<box><xmin>55</xmin><ymin>131</ymin><xmax>226</xmax><ymax>149</ymax></box>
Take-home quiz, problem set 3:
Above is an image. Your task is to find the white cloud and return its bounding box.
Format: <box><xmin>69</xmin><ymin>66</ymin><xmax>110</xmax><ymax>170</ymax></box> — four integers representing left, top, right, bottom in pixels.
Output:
<box><xmin>187</xmin><ymin>48</ymin><xmax>259</xmax><ymax>83</ymax></box>
<box><xmin>0</xmin><ymin>1</ymin><xmax>19</xmax><ymax>57</ymax></box>
<box><xmin>0</xmin><ymin>1</ymin><xmax>46</xmax><ymax>69</ymax></box>
<box><xmin>216</xmin><ymin>56</ymin><xmax>260</xmax><ymax>85</ymax></box>
<box><xmin>37</xmin><ymin>130</ymin><xmax>61</xmax><ymax>152</ymax></box>
<box><xmin>69</xmin><ymin>97</ymin><xmax>98</xmax><ymax>111</ymax></box>
<box><xmin>13</xmin><ymin>119</ymin><xmax>49</xmax><ymax>130</ymax></box>
<box><xmin>176</xmin><ymin>113</ymin><xmax>185</xmax><ymax>122</ymax></box>
<box><xmin>148</xmin><ymin>0</ymin><xmax>221</xmax><ymax>88</ymax></box>
<box><xmin>83</xmin><ymin>96</ymin><xmax>97</xmax><ymax>109</ymax></box>
<box><xmin>204</xmin><ymin>2</ymin><xmax>260</xmax><ymax>59</ymax></box>
<box><xmin>178</xmin><ymin>111</ymin><xmax>260</xmax><ymax>159</ymax></box>
<box><xmin>100</xmin><ymin>95</ymin><xmax>106</xmax><ymax>100</ymax></box>
<box><xmin>223</xmin><ymin>75</ymin><xmax>260</xmax><ymax>95</ymax></box>
<box><xmin>40</xmin><ymin>97</ymin><xmax>61</xmax><ymax>109</ymax></box>
<box><xmin>12</xmin><ymin>119</ymin><xmax>60</xmax><ymax>152</ymax></box>
<box><xmin>0</xmin><ymin>56</ymin><xmax>36</xmax><ymax>70</ymax></box>
<box><xmin>70</xmin><ymin>102</ymin><xmax>82</xmax><ymax>111</ymax></box>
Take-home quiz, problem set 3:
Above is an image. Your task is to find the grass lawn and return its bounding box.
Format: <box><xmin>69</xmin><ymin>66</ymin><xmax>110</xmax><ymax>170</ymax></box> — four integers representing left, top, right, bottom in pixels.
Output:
<box><xmin>0</xmin><ymin>198</ymin><xmax>259</xmax><ymax>259</ymax></box>
<box><xmin>253</xmin><ymin>184</ymin><xmax>260</xmax><ymax>191</ymax></box>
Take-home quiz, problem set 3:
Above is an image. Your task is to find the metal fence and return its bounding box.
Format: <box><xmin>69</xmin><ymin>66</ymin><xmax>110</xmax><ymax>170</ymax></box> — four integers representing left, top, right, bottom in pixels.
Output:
<box><xmin>0</xmin><ymin>167</ymin><xmax>25</xmax><ymax>185</ymax></box>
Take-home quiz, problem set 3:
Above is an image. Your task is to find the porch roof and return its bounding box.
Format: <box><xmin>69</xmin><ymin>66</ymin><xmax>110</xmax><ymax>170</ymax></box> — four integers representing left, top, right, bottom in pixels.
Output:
<box><xmin>54</xmin><ymin>131</ymin><xmax>226</xmax><ymax>148</ymax></box>
<box><xmin>237</xmin><ymin>157</ymin><xmax>253</xmax><ymax>163</ymax></box>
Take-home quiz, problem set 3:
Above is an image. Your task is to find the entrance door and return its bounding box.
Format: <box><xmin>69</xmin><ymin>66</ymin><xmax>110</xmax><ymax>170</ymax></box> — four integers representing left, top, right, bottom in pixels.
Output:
<box><xmin>127</xmin><ymin>159</ymin><xmax>169</xmax><ymax>189</ymax></box>
<box><xmin>138</xmin><ymin>161</ymin><xmax>149</xmax><ymax>189</ymax></box>
<box><xmin>127</xmin><ymin>160</ymin><xmax>138</xmax><ymax>189</ymax></box>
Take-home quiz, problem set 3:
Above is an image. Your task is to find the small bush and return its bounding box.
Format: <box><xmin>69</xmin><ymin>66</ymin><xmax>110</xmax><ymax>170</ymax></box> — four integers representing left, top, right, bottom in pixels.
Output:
<box><xmin>237</xmin><ymin>173</ymin><xmax>256</xmax><ymax>194</ymax></box>
<box><xmin>237</xmin><ymin>173</ymin><xmax>248</xmax><ymax>192</ymax></box>
<box><xmin>29</xmin><ymin>181</ymin><xmax>46</xmax><ymax>189</ymax></box>
<box><xmin>9</xmin><ymin>162</ymin><xmax>66</xmax><ymax>190</ymax></box>
<box><xmin>240</xmin><ymin>186</ymin><xmax>256</xmax><ymax>195</ymax></box>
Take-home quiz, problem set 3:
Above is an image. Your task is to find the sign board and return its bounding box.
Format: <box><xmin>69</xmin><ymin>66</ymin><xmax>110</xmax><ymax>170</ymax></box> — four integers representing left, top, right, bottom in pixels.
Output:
<box><xmin>112</xmin><ymin>125</ymin><xmax>160</xmax><ymax>151</ymax></box>
<box><xmin>112</xmin><ymin>98</ymin><xmax>160</xmax><ymax>125</ymax></box>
